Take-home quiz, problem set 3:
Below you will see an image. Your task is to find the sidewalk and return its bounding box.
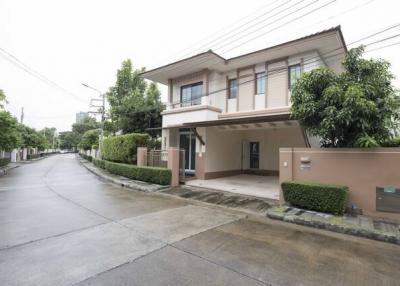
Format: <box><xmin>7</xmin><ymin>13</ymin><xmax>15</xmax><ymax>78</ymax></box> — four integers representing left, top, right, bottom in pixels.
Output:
<box><xmin>0</xmin><ymin>163</ymin><xmax>20</xmax><ymax>176</ymax></box>
<box><xmin>267</xmin><ymin>205</ymin><xmax>400</xmax><ymax>244</ymax></box>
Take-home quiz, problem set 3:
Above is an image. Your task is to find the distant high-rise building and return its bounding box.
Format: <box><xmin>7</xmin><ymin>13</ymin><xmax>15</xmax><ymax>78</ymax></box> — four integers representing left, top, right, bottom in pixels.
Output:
<box><xmin>75</xmin><ymin>111</ymin><xmax>88</xmax><ymax>123</ymax></box>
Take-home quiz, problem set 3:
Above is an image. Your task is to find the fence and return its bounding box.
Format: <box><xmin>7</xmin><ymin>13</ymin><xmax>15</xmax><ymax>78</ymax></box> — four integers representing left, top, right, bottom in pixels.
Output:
<box><xmin>146</xmin><ymin>150</ymin><xmax>168</xmax><ymax>168</ymax></box>
<box><xmin>279</xmin><ymin>147</ymin><xmax>400</xmax><ymax>220</ymax></box>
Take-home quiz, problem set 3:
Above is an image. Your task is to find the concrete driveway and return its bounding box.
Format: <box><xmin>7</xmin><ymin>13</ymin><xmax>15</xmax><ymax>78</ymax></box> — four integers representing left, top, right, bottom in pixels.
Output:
<box><xmin>0</xmin><ymin>154</ymin><xmax>399</xmax><ymax>286</ymax></box>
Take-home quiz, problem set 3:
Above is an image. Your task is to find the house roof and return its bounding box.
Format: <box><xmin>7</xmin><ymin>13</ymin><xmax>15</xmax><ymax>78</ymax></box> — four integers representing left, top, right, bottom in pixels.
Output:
<box><xmin>141</xmin><ymin>26</ymin><xmax>347</xmax><ymax>85</ymax></box>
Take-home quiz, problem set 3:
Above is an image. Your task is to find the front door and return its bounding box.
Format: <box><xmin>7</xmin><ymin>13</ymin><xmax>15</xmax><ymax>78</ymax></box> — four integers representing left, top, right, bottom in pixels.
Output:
<box><xmin>179</xmin><ymin>129</ymin><xmax>196</xmax><ymax>173</ymax></box>
<box><xmin>249</xmin><ymin>142</ymin><xmax>259</xmax><ymax>169</ymax></box>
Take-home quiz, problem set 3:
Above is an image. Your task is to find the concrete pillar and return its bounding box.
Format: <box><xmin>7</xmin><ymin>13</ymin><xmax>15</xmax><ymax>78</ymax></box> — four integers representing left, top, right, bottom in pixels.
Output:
<box><xmin>279</xmin><ymin>147</ymin><xmax>294</xmax><ymax>204</ymax></box>
<box><xmin>22</xmin><ymin>148</ymin><xmax>27</xmax><ymax>160</ymax></box>
<box><xmin>11</xmin><ymin>149</ymin><xmax>17</xmax><ymax>162</ymax></box>
<box><xmin>167</xmin><ymin>147</ymin><xmax>180</xmax><ymax>187</ymax></box>
<box><xmin>137</xmin><ymin>147</ymin><xmax>147</xmax><ymax>166</ymax></box>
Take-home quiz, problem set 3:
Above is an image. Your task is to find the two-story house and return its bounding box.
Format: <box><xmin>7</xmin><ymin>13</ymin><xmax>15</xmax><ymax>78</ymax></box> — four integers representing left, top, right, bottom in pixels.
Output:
<box><xmin>142</xmin><ymin>26</ymin><xmax>347</xmax><ymax>189</ymax></box>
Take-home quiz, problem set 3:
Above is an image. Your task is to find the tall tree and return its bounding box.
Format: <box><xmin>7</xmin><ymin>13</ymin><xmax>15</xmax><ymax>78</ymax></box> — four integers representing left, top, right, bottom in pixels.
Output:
<box><xmin>107</xmin><ymin>59</ymin><xmax>163</xmax><ymax>136</ymax></box>
<box><xmin>59</xmin><ymin>131</ymin><xmax>80</xmax><ymax>150</ymax></box>
<box><xmin>0</xmin><ymin>111</ymin><xmax>20</xmax><ymax>151</ymax></box>
<box><xmin>291</xmin><ymin>46</ymin><xmax>400</xmax><ymax>147</ymax></box>
<box><xmin>72</xmin><ymin>116</ymin><xmax>100</xmax><ymax>135</ymax></box>
<box><xmin>0</xmin><ymin>89</ymin><xmax>7</xmax><ymax>110</ymax></box>
<box><xmin>18</xmin><ymin>125</ymin><xmax>47</xmax><ymax>150</ymax></box>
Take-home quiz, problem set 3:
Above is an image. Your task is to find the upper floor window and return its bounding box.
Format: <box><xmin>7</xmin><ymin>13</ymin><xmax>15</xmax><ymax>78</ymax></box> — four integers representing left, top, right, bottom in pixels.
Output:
<box><xmin>255</xmin><ymin>72</ymin><xmax>266</xmax><ymax>94</ymax></box>
<box><xmin>288</xmin><ymin>64</ymin><xmax>301</xmax><ymax>90</ymax></box>
<box><xmin>228</xmin><ymin>79</ymin><xmax>237</xmax><ymax>99</ymax></box>
<box><xmin>181</xmin><ymin>82</ymin><xmax>203</xmax><ymax>107</ymax></box>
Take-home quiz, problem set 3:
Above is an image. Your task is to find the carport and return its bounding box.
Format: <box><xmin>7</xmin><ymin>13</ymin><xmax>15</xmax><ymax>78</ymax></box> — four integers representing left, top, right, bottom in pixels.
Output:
<box><xmin>185</xmin><ymin>174</ymin><xmax>280</xmax><ymax>200</ymax></box>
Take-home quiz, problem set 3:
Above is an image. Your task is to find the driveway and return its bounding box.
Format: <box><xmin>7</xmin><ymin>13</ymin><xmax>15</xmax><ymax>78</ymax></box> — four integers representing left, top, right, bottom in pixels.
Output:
<box><xmin>0</xmin><ymin>154</ymin><xmax>399</xmax><ymax>286</ymax></box>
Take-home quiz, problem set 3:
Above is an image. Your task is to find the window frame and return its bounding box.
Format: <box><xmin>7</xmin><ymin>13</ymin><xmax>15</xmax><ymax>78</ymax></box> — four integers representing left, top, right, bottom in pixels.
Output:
<box><xmin>288</xmin><ymin>64</ymin><xmax>301</xmax><ymax>90</ymax></box>
<box><xmin>228</xmin><ymin>78</ymin><xmax>237</xmax><ymax>99</ymax></box>
<box><xmin>255</xmin><ymin>72</ymin><xmax>266</xmax><ymax>95</ymax></box>
<box><xmin>180</xmin><ymin>81</ymin><xmax>203</xmax><ymax>107</ymax></box>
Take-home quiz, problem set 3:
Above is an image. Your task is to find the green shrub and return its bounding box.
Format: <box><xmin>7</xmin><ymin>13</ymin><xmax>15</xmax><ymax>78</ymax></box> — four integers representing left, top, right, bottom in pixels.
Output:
<box><xmin>381</xmin><ymin>137</ymin><xmax>400</xmax><ymax>147</ymax></box>
<box><xmin>79</xmin><ymin>153</ymin><xmax>92</xmax><ymax>162</ymax></box>
<box><xmin>0</xmin><ymin>158</ymin><xmax>11</xmax><ymax>167</ymax></box>
<box><xmin>281</xmin><ymin>180</ymin><xmax>348</xmax><ymax>215</ymax></box>
<box><xmin>27</xmin><ymin>153</ymin><xmax>42</xmax><ymax>160</ymax></box>
<box><xmin>93</xmin><ymin>158</ymin><xmax>170</xmax><ymax>185</ymax></box>
<box><xmin>102</xmin><ymin>133</ymin><xmax>149</xmax><ymax>164</ymax></box>
<box><xmin>92</xmin><ymin>157</ymin><xmax>105</xmax><ymax>169</ymax></box>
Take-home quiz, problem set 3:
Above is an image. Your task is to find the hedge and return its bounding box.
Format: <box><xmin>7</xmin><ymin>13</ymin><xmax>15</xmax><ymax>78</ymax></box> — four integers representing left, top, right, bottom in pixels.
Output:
<box><xmin>27</xmin><ymin>153</ymin><xmax>42</xmax><ymax>160</ymax></box>
<box><xmin>92</xmin><ymin>157</ymin><xmax>171</xmax><ymax>185</ymax></box>
<box><xmin>79</xmin><ymin>153</ymin><xmax>92</xmax><ymax>162</ymax></box>
<box><xmin>102</xmin><ymin>133</ymin><xmax>149</xmax><ymax>164</ymax></box>
<box><xmin>281</xmin><ymin>180</ymin><xmax>348</xmax><ymax>215</ymax></box>
<box><xmin>0</xmin><ymin>158</ymin><xmax>11</xmax><ymax>167</ymax></box>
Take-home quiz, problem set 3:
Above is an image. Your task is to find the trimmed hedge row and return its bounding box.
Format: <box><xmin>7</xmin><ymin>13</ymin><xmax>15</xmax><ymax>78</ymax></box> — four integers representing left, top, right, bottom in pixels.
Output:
<box><xmin>27</xmin><ymin>153</ymin><xmax>41</xmax><ymax>160</ymax></box>
<box><xmin>102</xmin><ymin>133</ymin><xmax>149</xmax><ymax>164</ymax></box>
<box><xmin>281</xmin><ymin>180</ymin><xmax>348</xmax><ymax>215</ymax></box>
<box><xmin>92</xmin><ymin>157</ymin><xmax>171</xmax><ymax>185</ymax></box>
<box><xmin>80</xmin><ymin>153</ymin><xmax>92</xmax><ymax>162</ymax></box>
<box><xmin>0</xmin><ymin>158</ymin><xmax>11</xmax><ymax>167</ymax></box>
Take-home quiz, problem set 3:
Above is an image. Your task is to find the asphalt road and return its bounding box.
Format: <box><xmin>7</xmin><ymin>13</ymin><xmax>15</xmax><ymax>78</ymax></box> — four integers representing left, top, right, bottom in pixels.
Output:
<box><xmin>0</xmin><ymin>154</ymin><xmax>399</xmax><ymax>286</ymax></box>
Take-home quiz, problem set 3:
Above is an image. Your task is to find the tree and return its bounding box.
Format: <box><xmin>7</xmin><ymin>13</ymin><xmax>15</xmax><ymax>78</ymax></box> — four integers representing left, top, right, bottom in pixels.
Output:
<box><xmin>72</xmin><ymin>116</ymin><xmax>100</xmax><ymax>135</ymax></box>
<box><xmin>291</xmin><ymin>46</ymin><xmax>400</xmax><ymax>147</ymax></box>
<box><xmin>59</xmin><ymin>131</ymin><xmax>80</xmax><ymax>150</ymax></box>
<box><xmin>40</xmin><ymin>127</ymin><xmax>57</xmax><ymax>149</ymax></box>
<box><xmin>78</xmin><ymin>129</ymin><xmax>101</xmax><ymax>150</ymax></box>
<box><xmin>107</xmin><ymin>59</ymin><xmax>163</xmax><ymax>136</ymax></box>
<box><xmin>19</xmin><ymin>125</ymin><xmax>47</xmax><ymax>150</ymax></box>
<box><xmin>0</xmin><ymin>89</ymin><xmax>7</xmax><ymax>110</ymax></box>
<box><xmin>0</xmin><ymin>111</ymin><xmax>21</xmax><ymax>151</ymax></box>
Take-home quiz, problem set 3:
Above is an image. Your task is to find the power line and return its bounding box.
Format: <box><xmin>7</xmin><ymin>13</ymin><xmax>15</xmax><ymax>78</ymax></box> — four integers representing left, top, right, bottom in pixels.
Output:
<box><xmin>166</xmin><ymin>30</ymin><xmax>400</xmax><ymax>108</ymax></box>
<box><xmin>0</xmin><ymin>47</ymin><xmax>88</xmax><ymax>104</ymax></box>
<box><xmin>145</xmin><ymin>0</ymin><xmax>336</xmax><ymax>78</ymax></box>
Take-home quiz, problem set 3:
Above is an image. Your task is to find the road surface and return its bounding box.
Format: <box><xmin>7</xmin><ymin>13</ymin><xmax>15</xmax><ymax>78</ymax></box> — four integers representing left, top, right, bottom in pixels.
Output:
<box><xmin>0</xmin><ymin>154</ymin><xmax>399</xmax><ymax>286</ymax></box>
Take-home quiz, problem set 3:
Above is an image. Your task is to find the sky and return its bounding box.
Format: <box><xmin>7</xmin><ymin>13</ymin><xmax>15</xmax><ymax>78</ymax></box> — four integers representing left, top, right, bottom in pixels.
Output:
<box><xmin>1</xmin><ymin>0</ymin><xmax>399</xmax><ymax>132</ymax></box>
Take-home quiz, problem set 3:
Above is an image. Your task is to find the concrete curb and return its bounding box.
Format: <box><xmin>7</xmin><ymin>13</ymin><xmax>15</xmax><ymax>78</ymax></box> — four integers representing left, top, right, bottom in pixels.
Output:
<box><xmin>0</xmin><ymin>164</ymin><xmax>20</xmax><ymax>177</ymax></box>
<box><xmin>79</xmin><ymin>158</ymin><xmax>168</xmax><ymax>193</ymax></box>
<box><xmin>266</xmin><ymin>207</ymin><xmax>400</xmax><ymax>245</ymax></box>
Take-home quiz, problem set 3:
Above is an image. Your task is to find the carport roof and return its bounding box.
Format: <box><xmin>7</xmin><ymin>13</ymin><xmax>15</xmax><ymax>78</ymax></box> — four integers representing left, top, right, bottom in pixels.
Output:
<box><xmin>182</xmin><ymin>113</ymin><xmax>292</xmax><ymax>128</ymax></box>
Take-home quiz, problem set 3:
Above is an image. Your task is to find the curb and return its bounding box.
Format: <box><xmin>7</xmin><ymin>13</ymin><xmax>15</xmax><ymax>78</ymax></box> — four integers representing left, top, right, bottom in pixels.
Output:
<box><xmin>0</xmin><ymin>164</ymin><xmax>20</xmax><ymax>177</ymax></box>
<box><xmin>78</xmin><ymin>158</ymin><xmax>168</xmax><ymax>193</ymax></box>
<box><xmin>266</xmin><ymin>208</ymin><xmax>400</xmax><ymax>245</ymax></box>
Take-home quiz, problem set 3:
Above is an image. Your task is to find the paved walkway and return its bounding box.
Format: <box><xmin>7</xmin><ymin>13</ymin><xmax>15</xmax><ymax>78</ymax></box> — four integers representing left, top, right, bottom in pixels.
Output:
<box><xmin>186</xmin><ymin>174</ymin><xmax>280</xmax><ymax>200</ymax></box>
<box><xmin>1</xmin><ymin>154</ymin><xmax>399</xmax><ymax>286</ymax></box>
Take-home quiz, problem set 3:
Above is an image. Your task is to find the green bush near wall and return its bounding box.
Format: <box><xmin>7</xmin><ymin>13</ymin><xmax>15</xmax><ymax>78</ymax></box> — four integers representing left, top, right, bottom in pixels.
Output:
<box><xmin>92</xmin><ymin>157</ymin><xmax>171</xmax><ymax>185</ymax></box>
<box><xmin>281</xmin><ymin>180</ymin><xmax>348</xmax><ymax>215</ymax></box>
<box><xmin>79</xmin><ymin>153</ymin><xmax>92</xmax><ymax>162</ymax></box>
<box><xmin>101</xmin><ymin>133</ymin><xmax>149</xmax><ymax>164</ymax></box>
<box><xmin>0</xmin><ymin>158</ymin><xmax>11</xmax><ymax>167</ymax></box>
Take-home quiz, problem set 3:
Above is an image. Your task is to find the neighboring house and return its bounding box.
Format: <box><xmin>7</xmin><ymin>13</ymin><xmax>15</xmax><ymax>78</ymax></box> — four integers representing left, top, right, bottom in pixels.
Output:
<box><xmin>142</xmin><ymin>26</ymin><xmax>347</xmax><ymax>180</ymax></box>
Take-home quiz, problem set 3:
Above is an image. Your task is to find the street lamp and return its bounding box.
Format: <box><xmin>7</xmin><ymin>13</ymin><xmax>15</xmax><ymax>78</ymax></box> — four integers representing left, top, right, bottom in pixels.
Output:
<box><xmin>81</xmin><ymin>83</ymin><xmax>105</xmax><ymax>158</ymax></box>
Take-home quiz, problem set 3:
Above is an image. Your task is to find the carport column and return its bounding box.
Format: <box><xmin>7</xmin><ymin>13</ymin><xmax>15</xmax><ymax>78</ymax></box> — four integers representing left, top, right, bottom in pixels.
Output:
<box><xmin>167</xmin><ymin>147</ymin><xmax>180</xmax><ymax>187</ymax></box>
<box><xmin>279</xmin><ymin>148</ymin><xmax>294</xmax><ymax>204</ymax></box>
<box><xmin>137</xmin><ymin>147</ymin><xmax>147</xmax><ymax>166</ymax></box>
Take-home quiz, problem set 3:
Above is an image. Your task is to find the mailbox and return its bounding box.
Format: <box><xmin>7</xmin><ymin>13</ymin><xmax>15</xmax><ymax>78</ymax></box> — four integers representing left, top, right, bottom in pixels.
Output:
<box><xmin>376</xmin><ymin>186</ymin><xmax>400</xmax><ymax>213</ymax></box>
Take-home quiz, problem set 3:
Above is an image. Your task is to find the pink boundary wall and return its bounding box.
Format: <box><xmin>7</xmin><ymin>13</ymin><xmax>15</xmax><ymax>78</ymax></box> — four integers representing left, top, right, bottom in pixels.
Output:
<box><xmin>279</xmin><ymin>148</ymin><xmax>400</xmax><ymax>220</ymax></box>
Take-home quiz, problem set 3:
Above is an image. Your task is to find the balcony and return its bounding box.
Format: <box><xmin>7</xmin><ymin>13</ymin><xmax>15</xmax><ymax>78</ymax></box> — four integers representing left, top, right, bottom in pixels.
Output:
<box><xmin>161</xmin><ymin>96</ymin><xmax>222</xmax><ymax>128</ymax></box>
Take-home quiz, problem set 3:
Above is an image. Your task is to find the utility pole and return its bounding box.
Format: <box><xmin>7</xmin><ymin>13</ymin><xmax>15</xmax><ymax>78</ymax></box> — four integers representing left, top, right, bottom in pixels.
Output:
<box><xmin>20</xmin><ymin>107</ymin><xmax>24</xmax><ymax>124</ymax></box>
<box><xmin>81</xmin><ymin>83</ymin><xmax>105</xmax><ymax>158</ymax></box>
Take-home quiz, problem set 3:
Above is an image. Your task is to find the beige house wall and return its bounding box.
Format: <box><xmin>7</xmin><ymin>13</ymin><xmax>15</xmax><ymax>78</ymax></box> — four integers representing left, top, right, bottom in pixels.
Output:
<box><xmin>237</xmin><ymin>67</ymin><xmax>254</xmax><ymax>112</ymax></box>
<box><xmin>279</xmin><ymin>148</ymin><xmax>400</xmax><ymax>220</ymax></box>
<box><xmin>203</xmin><ymin>126</ymin><xmax>305</xmax><ymax>176</ymax></box>
<box><xmin>267</xmin><ymin>60</ymin><xmax>288</xmax><ymax>108</ymax></box>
